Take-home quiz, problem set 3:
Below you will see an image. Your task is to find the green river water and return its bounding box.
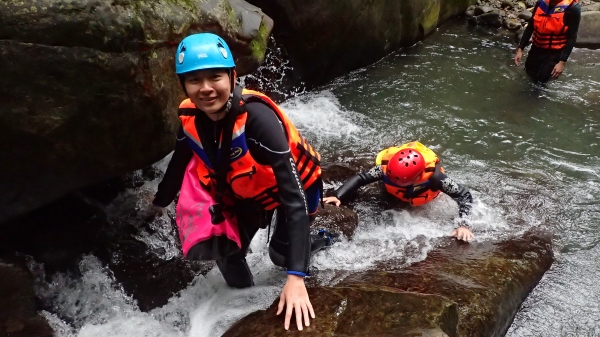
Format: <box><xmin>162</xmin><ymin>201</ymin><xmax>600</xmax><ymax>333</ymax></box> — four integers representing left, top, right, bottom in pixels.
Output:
<box><xmin>285</xmin><ymin>20</ymin><xmax>600</xmax><ymax>336</ymax></box>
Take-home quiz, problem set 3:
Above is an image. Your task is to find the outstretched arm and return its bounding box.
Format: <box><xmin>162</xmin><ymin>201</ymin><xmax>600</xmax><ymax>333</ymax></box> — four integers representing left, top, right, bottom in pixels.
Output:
<box><xmin>153</xmin><ymin>126</ymin><xmax>193</xmax><ymax>207</ymax></box>
<box><xmin>325</xmin><ymin>166</ymin><xmax>383</xmax><ymax>206</ymax></box>
<box><xmin>431</xmin><ymin>173</ymin><xmax>474</xmax><ymax>241</ymax></box>
<box><xmin>434</xmin><ymin>175</ymin><xmax>473</xmax><ymax>218</ymax></box>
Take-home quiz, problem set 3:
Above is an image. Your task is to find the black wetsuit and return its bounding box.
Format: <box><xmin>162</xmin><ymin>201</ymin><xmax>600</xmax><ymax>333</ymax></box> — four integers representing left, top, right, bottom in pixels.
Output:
<box><xmin>518</xmin><ymin>1</ymin><xmax>581</xmax><ymax>83</ymax></box>
<box><xmin>153</xmin><ymin>96</ymin><xmax>316</xmax><ymax>288</ymax></box>
<box><xmin>333</xmin><ymin>165</ymin><xmax>473</xmax><ymax>219</ymax></box>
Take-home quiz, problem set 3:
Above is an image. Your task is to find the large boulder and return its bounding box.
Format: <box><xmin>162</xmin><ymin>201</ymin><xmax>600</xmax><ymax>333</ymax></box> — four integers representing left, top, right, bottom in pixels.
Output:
<box><xmin>222</xmin><ymin>231</ymin><xmax>553</xmax><ymax>336</ymax></box>
<box><xmin>575</xmin><ymin>11</ymin><xmax>600</xmax><ymax>48</ymax></box>
<box><xmin>0</xmin><ymin>0</ymin><xmax>273</xmax><ymax>223</ymax></box>
<box><xmin>224</xmin><ymin>285</ymin><xmax>459</xmax><ymax>336</ymax></box>
<box><xmin>245</xmin><ymin>0</ymin><xmax>477</xmax><ymax>87</ymax></box>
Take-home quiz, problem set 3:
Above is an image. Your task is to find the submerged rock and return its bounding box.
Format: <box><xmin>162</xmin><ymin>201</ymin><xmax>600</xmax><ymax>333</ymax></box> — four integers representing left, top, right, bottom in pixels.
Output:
<box><xmin>311</xmin><ymin>203</ymin><xmax>359</xmax><ymax>239</ymax></box>
<box><xmin>222</xmin><ymin>231</ymin><xmax>553</xmax><ymax>336</ymax></box>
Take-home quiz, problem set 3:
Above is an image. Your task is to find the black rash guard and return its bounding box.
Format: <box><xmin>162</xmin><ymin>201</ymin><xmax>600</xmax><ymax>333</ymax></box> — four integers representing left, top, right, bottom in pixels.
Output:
<box><xmin>518</xmin><ymin>1</ymin><xmax>581</xmax><ymax>62</ymax></box>
<box><xmin>333</xmin><ymin>165</ymin><xmax>473</xmax><ymax>220</ymax></box>
<box><xmin>153</xmin><ymin>98</ymin><xmax>311</xmax><ymax>274</ymax></box>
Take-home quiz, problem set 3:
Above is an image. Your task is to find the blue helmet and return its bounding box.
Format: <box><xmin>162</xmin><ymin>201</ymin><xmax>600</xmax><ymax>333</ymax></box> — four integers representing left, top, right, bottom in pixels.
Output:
<box><xmin>175</xmin><ymin>33</ymin><xmax>235</xmax><ymax>75</ymax></box>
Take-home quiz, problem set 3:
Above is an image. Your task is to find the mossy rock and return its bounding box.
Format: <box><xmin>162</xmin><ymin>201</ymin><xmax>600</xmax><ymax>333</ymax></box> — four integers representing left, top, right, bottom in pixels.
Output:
<box><xmin>0</xmin><ymin>0</ymin><xmax>273</xmax><ymax>222</ymax></box>
<box><xmin>245</xmin><ymin>0</ymin><xmax>477</xmax><ymax>87</ymax></box>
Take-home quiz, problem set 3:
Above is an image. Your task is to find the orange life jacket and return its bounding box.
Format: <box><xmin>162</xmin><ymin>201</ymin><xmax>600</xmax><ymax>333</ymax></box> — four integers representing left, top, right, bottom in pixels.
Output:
<box><xmin>532</xmin><ymin>0</ymin><xmax>577</xmax><ymax>50</ymax></box>
<box><xmin>179</xmin><ymin>89</ymin><xmax>321</xmax><ymax>210</ymax></box>
<box><xmin>376</xmin><ymin>142</ymin><xmax>444</xmax><ymax>206</ymax></box>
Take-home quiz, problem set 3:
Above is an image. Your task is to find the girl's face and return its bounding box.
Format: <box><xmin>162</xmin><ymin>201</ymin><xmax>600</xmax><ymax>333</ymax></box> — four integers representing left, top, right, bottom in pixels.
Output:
<box><xmin>183</xmin><ymin>69</ymin><xmax>234</xmax><ymax>119</ymax></box>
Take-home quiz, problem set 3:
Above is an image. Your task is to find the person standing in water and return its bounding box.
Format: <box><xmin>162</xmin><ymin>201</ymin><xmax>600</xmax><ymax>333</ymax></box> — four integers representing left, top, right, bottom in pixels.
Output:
<box><xmin>151</xmin><ymin>32</ymin><xmax>334</xmax><ymax>331</ymax></box>
<box><xmin>323</xmin><ymin>141</ymin><xmax>474</xmax><ymax>241</ymax></box>
<box><xmin>514</xmin><ymin>0</ymin><xmax>581</xmax><ymax>82</ymax></box>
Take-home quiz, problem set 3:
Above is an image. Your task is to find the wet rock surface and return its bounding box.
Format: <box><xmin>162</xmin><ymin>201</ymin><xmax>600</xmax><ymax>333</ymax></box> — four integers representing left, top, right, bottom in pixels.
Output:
<box><xmin>223</xmin><ymin>231</ymin><xmax>553</xmax><ymax>336</ymax></box>
<box><xmin>246</xmin><ymin>0</ymin><xmax>478</xmax><ymax>88</ymax></box>
<box><xmin>224</xmin><ymin>285</ymin><xmax>459</xmax><ymax>337</ymax></box>
<box><xmin>311</xmin><ymin>203</ymin><xmax>359</xmax><ymax>239</ymax></box>
<box><xmin>0</xmin><ymin>255</ymin><xmax>53</xmax><ymax>337</ymax></box>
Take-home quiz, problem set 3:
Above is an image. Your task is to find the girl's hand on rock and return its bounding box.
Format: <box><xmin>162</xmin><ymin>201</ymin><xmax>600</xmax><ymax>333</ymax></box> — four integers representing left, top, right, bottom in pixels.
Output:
<box><xmin>451</xmin><ymin>226</ymin><xmax>474</xmax><ymax>242</ymax></box>
<box><xmin>322</xmin><ymin>196</ymin><xmax>341</xmax><ymax>206</ymax></box>
<box><xmin>277</xmin><ymin>275</ymin><xmax>315</xmax><ymax>331</ymax></box>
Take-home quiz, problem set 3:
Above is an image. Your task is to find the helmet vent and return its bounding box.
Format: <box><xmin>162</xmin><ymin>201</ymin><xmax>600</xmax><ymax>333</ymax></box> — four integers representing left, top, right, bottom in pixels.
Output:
<box><xmin>177</xmin><ymin>44</ymin><xmax>186</xmax><ymax>64</ymax></box>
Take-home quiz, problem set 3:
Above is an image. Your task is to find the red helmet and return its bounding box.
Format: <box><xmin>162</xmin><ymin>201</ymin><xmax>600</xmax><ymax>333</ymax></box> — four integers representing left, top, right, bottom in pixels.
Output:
<box><xmin>386</xmin><ymin>149</ymin><xmax>426</xmax><ymax>186</ymax></box>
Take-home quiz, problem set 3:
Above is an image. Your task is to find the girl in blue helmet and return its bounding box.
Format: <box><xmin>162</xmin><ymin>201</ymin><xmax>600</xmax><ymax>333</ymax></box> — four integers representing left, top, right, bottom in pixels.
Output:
<box><xmin>151</xmin><ymin>32</ymin><xmax>331</xmax><ymax>331</ymax></box>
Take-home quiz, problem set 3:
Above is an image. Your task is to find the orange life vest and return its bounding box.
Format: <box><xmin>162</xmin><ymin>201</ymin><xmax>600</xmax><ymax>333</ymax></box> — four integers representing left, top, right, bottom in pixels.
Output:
<box><xmin>532</xmin><ymin>0</ymin><xmax>577</xmax><ymax>50</ymax></box>
<box><xmin>179</xmin><ymin>89</ymin><xmax>321</xmax><ymax>210</ymax></box>
<box><xmin>376</xmin><ymin>142</ymin><xmax>444</xmax><ymax>206</ymax></box>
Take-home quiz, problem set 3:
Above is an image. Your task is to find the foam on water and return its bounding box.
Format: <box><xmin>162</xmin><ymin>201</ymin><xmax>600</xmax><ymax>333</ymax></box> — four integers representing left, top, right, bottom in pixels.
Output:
<box><xmin>38</xmin><ymin>188</ymin><xmax>506</xmax><ymax>337</ymax></box>
<box><xmin>279</xmin><ymin>90</ymin><xmax>368</xmax><ymax>144</ymax></box>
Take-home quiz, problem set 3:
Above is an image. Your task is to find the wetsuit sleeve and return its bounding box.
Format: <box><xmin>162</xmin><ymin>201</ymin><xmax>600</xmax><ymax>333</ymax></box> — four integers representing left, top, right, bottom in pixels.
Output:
<box><xmin>560</xmin><ymin>3</ymin><xmax>581</xmax><ymax>62</ymax></box>
<box><xmin>245</xmin><ymin>101</ymin><xmax>311</xmax><ymax>274</ymax></box>
<box><xmin>518</xmin><ymin>3</ymin><xmax>538</xmax><ymax>50</ymax></box>
<box><xmin>430</xmin><ymin>172</ymin><xmax>473</xmax><ymax>219</ymax></box>
<box><xmin>152</xmin><ymin>126</ymin><xmax>193</xmax><ymax>207</ymax></box>
<box><xmin>334</xmin><ymin>165</ymin><xmax>382</xmax><ymax>201</ymax></box>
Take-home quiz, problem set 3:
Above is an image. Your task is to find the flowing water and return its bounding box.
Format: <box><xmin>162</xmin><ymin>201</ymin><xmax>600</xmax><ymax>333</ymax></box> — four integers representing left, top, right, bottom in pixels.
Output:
<box><xmin>37</xmin><ymin>21</ymin><xmax>600</xmax><ymax>336</ymax></box>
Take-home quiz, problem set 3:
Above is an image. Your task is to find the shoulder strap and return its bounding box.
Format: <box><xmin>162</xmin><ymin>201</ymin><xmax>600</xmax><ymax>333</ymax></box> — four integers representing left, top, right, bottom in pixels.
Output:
<box><xmin>214</xmin><ymin>85</ymin><xmax>244</xmax><ymax>198</ymax></box>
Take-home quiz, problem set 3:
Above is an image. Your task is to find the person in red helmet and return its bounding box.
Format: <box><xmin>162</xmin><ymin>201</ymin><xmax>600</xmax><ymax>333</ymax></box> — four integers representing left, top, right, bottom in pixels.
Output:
<box><xmin>323</xmin><ymin>141</ymin><xmax>474</xmax><ymax>241</ymax></box>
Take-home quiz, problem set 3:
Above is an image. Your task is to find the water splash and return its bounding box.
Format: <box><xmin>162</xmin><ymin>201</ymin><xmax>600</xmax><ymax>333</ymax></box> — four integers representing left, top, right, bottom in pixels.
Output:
<box><xmin>239</xmin><ymin>36</ymin><xmax>306</xmax><ymax>102</ymax></box>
